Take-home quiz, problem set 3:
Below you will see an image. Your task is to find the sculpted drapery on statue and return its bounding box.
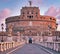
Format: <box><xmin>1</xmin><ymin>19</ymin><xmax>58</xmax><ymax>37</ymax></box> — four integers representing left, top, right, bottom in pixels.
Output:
<box><xmin>8</xmin><ymin>24</ymin><xmax>13</xmax><ymax>36</ymax></box>
<box><xmin>7</xmin><ymin>24</ymin><xmax>13</xmax><ymax>42</ymax></box>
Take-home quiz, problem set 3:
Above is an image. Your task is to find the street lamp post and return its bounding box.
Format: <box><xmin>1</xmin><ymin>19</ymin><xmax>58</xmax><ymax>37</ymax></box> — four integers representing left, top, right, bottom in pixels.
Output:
<box><xmin>1</xmin><ymin>23</ymin><xmax>4</xmax><ymax>42</ymax></box>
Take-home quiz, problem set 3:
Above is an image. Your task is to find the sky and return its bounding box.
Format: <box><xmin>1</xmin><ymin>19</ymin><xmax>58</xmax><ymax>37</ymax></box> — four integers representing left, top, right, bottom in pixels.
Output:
<box><xmin>0</xmin><ymin>0</ymin><xmax>60</xmax><ymax>31</ymax></box>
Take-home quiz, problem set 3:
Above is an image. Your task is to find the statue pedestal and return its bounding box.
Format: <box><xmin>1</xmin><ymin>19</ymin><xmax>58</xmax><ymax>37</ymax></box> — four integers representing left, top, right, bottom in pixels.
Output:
<box><xmin>7</xmin><ymin>25</ymin><xmax>13</xmax><ymax>42</ymax></box>
<box><xmin>40</xmin><ymin>36</ymin><xmax>43</xmax><ymax>42</ymax></box>
<box><xmin>17</xmin><ymin>39</ymin><xmax>20</xmax><ymax>42</ymax></box>
<box><xmin>47</xmin><ymin>36</ymin><xmax>53</xmax><ymax>42</ymax></box>
<box><xmin>17</xmin><ymin>36</ymin><xmax>20</xmax><ymax>42</ymax></box>
<box><xmin>40</xmin><ymin>38</ymin><xmax>43</xmax><ymax>42</ymax></box>
<box><xmin>7</xmin><ymin>36</ymin><xmax>13</xmax><ymax>42</ymax></box>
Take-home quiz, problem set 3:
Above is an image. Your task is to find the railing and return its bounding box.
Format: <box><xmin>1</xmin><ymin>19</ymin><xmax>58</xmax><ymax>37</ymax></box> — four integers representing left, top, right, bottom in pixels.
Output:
<box><xmin>38</xmin><ymin>42</ymin><xmax>60</xmax><ymax>52</ymax></box>
<box><xmin>0</xmin><ymin>41</ymin><xmax>25</xmax><ymax>52</ymax></box>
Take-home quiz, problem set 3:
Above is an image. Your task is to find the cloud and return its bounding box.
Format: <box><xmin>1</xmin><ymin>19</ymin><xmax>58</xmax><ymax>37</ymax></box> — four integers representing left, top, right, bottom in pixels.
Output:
<box><xmin>44</xmin><ymin>6</ymin><xmax>60</xmax><ymax>31</ymax></box>
<box><xmin>0</xmin><ymin>8</ymin><xmax>11</xmax><ymax>19</ymax></box>
<box><xmin>57</xmin><ymin>25</ymin><xmax>60</xmax><ymax>31</ymax></box>
<box><xmin>44</xmin><ymin>6</ymin><xmax>60</xmax><ymax>24</ymax></box>
<box><xmin>57</xmin><ymin>15</ymin><xmax>60</xmax><ymax>19</ymax></box>
<box><xmin>57</xmin><ymin>15</ymin><xmax>60</xmax><ymax>24</ymax></box>
<box><xmin>0</xmin><ymin>8</ymin><xmax>11</xmax><ymax>31</ymax></box>
<box><xmin>44</xmin><ymin>6</ymin><xmax>60</xmax><ymax>17</ymax></box>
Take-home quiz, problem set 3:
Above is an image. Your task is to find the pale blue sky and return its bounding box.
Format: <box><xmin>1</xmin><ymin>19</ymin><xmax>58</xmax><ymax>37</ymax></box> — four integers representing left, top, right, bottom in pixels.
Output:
<box><xmin>0</xmin><ymin>0</ymin><xmax>60</xmax><ymax>31</ymax></box>
<box><xmin>0</xmin><ymin>0</ymin><xmax>60</xmax><ymax>15</ymax></box>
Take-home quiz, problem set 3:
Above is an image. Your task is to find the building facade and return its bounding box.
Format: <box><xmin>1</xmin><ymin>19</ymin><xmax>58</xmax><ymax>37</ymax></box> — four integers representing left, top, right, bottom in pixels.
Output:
<box><xmin>5</xmin><ymin>4</ymin><xmax>58</xmax><ymax>36</ymax></box>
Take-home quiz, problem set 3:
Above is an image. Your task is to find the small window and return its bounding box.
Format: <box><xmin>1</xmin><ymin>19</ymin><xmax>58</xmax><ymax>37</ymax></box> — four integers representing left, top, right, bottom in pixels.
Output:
<box><xmin>58</xmin><ymin>36</ymin><xmax>60</xmax><ymax>38</ymax></box>
<box><xmin>43</xmin><ymin>17</ymin><xmax>45</xmax><ymax>19</ymax></box>
<box><xmin>56</xmin><ymin>23</ymin><xmax>58</xmax><ymax>25</ymax></box>
<box><xmin>27</xmin><ymin>16</ymin><xmax>33</xmax><ymax>18</ymax></box>
<box><xmin>36</xmin><ymin>12</ymin><xmax>38</xmax><ymax>14</ymax></box>
<box><xmin>29</xmin><ymin>16</ymin><xmax>31</xmax><ymax>18</ymax></box>
<box><xmin>50</xmin><ymin>18</ymin><xmax>52</xmax><ymax>20</ymax></box>
<box><xmin>31</xmin><ymin>16</ymin><xmax>33</xmax><ymax>18</ymax></box>
<box><xmin>53</xmin><ymin>19</ymin><xmax>55</xmax><ymax>20</ymax></box>
<box><xmin>27</xmin><ymin>11</ymin><xmax>29</xmax><ymax>14</ymax></box>
<box><xmin>22</xmin><ymin>12</ymin><xmax>25</xmax><ymax>14</ymax></box>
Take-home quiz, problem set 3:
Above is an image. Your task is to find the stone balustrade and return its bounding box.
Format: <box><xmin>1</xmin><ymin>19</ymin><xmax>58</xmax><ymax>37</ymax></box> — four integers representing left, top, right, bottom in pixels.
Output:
<box><xmin>0</xmin><ymin>41</ymin><xmax>25</xmax><ymax>52</ymax></box>
<box><xmin>38</xmin><ymin>42</ymin><xmax>60</xmax><ymax>52</ymax></box>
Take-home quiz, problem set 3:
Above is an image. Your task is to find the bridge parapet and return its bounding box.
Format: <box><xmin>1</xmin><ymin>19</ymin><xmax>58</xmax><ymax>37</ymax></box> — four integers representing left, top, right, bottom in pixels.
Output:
<box><xmin>0</xmin><ymin>41</ymin><xmax>25</xmax><ymax>52</ymax></box>
<box><xmin>38</xmin><ymin>41</ymin><xmax>60</xmax><ymax>52</ymax></box>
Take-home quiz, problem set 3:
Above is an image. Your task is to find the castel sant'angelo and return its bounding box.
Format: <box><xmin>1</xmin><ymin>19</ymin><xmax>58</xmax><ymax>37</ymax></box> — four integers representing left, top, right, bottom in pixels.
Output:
<box><xmin>0</xmin><ymin>1</ymin><xmax>60</xmax><ymax>52</ymax></box>
<box><xmin>5</xmin><ymin>1</ymin><xmax>58</xmax><ymax>37</ymax></box>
